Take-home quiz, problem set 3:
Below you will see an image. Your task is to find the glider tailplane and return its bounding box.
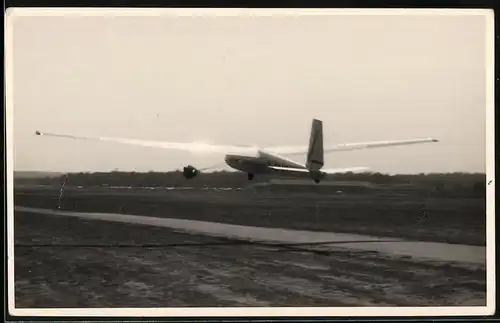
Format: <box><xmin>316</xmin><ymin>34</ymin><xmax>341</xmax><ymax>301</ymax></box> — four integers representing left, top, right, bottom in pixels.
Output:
<box><xmin>306</xmin><ymin>119</ymin><xmax>324</xmax><ymax>171</ymax></box>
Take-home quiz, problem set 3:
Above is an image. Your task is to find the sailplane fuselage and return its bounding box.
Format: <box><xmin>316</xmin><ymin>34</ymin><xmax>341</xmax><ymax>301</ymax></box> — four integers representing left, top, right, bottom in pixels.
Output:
<box><xmin>224</xmin><ymin>150</ymin><xmax>307</xmax><ymax>175</ymax></box>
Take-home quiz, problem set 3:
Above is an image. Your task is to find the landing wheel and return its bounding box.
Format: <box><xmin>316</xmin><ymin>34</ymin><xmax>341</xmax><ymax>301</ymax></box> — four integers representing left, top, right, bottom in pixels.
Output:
<box><xmin>248</xmin><ymin>173</ymin><xmax>255</xmax><ymax>180</ymax></box>
<box><xmin>314</xmin><ymin>179</ymin><xmax>320</xmax><ymax>184</ymax></box>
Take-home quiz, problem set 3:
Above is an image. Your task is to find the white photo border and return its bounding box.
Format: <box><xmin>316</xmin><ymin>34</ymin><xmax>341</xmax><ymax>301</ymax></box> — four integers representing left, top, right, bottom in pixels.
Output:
<box><xmin>5</xmin><ymin>7</ymin><xmax>496</xmax><ymax>317</ymax></box>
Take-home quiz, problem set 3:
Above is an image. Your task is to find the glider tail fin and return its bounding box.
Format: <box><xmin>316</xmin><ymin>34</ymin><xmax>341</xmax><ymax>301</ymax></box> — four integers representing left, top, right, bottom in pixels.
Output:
<box><xmin>306</xmin><ymin>119</ymin><xmax>324</xmax><ymax>171</ymax></box>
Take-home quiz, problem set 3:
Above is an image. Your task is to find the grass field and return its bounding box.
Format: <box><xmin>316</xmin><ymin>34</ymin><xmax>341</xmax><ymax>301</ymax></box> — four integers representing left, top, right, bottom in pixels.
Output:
<box><xmin>14</xmin><ymin>185</ymin><xmax>486</xmax><ymax>246</ymax></box>
<box><xmin>14</xmin><ymin>210</ymin><xmax>486</xmax><ymax>308</ymax></box>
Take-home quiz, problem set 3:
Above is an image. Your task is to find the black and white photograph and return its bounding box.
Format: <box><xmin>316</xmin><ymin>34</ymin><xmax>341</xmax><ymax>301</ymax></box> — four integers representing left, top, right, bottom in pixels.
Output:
<box><xmin>6</xmin><ymin>8</ymin><xmax>495</xmax><ymax>317</ymax></box>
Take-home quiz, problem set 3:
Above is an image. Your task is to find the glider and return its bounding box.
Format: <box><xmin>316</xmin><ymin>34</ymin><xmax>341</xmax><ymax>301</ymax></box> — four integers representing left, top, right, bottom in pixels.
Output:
<box><xmin>35</xmin><ymin>119</ymin><xmax>438</xmax><ymax>183</ymax></box>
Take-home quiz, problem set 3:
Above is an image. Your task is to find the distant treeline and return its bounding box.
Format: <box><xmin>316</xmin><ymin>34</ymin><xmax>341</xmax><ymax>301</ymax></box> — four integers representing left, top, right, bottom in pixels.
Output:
<box><xmin>14</xmin><ymin>170</ymin><xmax>487</xmax><ymax>192</ymax></box>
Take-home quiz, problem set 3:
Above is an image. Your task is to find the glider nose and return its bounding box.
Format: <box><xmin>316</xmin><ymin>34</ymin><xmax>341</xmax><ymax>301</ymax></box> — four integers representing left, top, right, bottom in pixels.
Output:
<box><xmin>35</xmin><ymin>130</ymin><xmax>41</xmax><ymax>135</ymax></box>
<box><xmin>224</xmin><ymin>154</ymin><xmax>234</xmax><ymax>167</ymax></box>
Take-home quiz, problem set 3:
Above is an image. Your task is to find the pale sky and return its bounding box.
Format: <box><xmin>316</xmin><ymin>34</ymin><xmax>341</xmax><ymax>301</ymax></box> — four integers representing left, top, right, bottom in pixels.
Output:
<box><xmin>9</xmin><ymin>10</ymin><xmax>490</xmax><ymax>174</ymax></box>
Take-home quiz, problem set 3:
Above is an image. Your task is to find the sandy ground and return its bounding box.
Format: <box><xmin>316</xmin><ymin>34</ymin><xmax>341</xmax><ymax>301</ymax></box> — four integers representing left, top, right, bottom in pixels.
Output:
<box><xmin>14</xmin><ymin>210</ymin><xmax>486</xmax><ymax>308</ymax></box>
